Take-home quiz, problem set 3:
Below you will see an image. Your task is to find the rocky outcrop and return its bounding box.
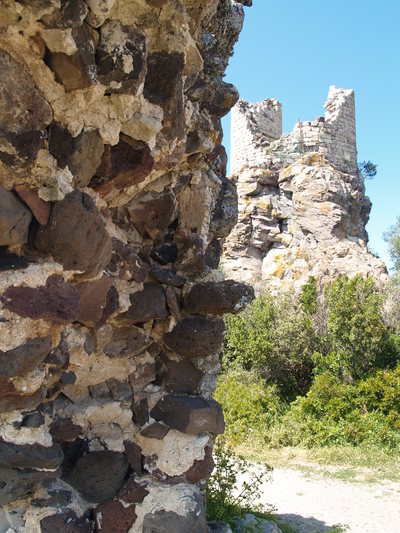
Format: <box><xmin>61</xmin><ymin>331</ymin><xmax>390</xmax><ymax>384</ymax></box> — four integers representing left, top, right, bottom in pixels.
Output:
<box><xmin>0</xmin><ymin>1</ymin><xmax>253</xmax><ymax>530</ymax></box>
<box><xmin>223</xmin><ymin>86</ymin><xmax>387</xmax><ymax>293</ymax></box>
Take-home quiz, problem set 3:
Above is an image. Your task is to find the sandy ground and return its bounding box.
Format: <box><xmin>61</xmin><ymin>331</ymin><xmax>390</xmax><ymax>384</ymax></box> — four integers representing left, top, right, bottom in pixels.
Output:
<box><xmin>238</xmin><ymin>467</ymin><xmax>400</xmax><ymax>532</ymax></box>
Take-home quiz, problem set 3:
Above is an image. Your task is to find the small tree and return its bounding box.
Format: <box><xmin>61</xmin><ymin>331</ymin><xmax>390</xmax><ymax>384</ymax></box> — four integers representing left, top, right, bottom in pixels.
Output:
<box><xmin>384</xmin><ymin>216</ymin><xmax>400</xmax><ymax>272</ymax></box>
<box><xmin>358</xmin><ymin>160</ymin><xmax>377</xmax><ymax>180</ymax></box>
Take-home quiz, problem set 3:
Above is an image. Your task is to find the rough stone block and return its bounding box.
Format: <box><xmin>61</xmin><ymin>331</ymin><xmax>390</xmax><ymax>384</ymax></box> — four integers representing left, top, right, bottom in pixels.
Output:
<box><xmin>163</xmin><ymin>316</ymin><xmax>225</xmax><ymax>357</ymax></box>
<box><xmin>0</xmin><ymin>336</ymin><xmax>52</xmax><ymax>378</ymax></box>
<box><xmin>184</xmin><ymin>280</ymin><xmax>254</xmax><ymax>315</ymax></box>
<box><xmin>0</xmin><ymin>185</ymin><xmax>32</xmax><ymax>246</ymax></box>
<box><xmin>150</xmin><ymin>394</ymin><xmax>225</xmax><ymax>435</ymax></box>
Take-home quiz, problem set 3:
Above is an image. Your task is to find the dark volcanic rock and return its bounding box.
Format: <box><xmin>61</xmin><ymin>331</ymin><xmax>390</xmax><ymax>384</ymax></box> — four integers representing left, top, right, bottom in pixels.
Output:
<box><xmin>50</xmin><ymin>418</ymin><xmax>82</xmax><ymax>442</ymax></box>
<box><xmin>150</xmin><ymin>243</ymin><xmax>178</xmax><ymax>265</ymax></box>
<box><xmin>0</xmin><ymin>439</ymin><xmax>63</xmax><ymax>469</ymax></box>
<box><xmin>40</xmin><ymin>0</ymin><xmax>88</xmax><ymax>28</ymax></box>
<box><xmin>76</xmin><ymin>275</ymin><xmax>119</xmax><ymax>326</ymax></box>
<box><xmin>106</xmin><ymin>378</ymin><xmax>132</xmax><ymax>403</ymax></box>
<box><xmin>129</xmin><ymin>361</ymin><xmax>156</xmax><ymax>392</ymax></box>
<box><xmin>1</xmin><ymin>274</ymin><xmax>81</xmax><ymax>323</ymax></box>
<box><xmin>107</xmin><ymin>239</ymin><xmax>149</xmax><ymax>282</ymax></box>
<box><xmin>103</xmin><ymin>325</ymin><xmax>151</xmax><ymax>358</ymax></box>
<box><xmin>132</xmin><ymin>397</ymin><xmax>149</xmax><ymax>426</ymax></box>
<box><xmin>40</xmin><ymin>510</ymin><xmax>93</xmax><ymax>533</ymax></box>
<box><xmin>33</xmin><ymin>488</ymin><xmax>72</xmax><ymax>508</ymax></box>
<box><xmin>0</xmin><ymin>250</ymin><xmax>29</xmax><ymax>271</ymax></box>
<box><xmin>118</xmin><ymin>476</ymin><xmax>149</xmax><ymax>504</ymax></box>
<box><xmin>0</xmin><ymin>386</ymin><xmax>45</xmax><ymax>413</ymax></box>
<box><xmin>35</xmin><ymin>190</ymin><xmax>112</xmax><ymax>277</ymax></box>
<box><xmin>0</xmin><ymin>336</ymin><xmax>52</xmax><ymax>378</ymax></box>
<box><xmin>48</xmin><ymin>123</ymin><xmax>104</xmax><ymax>188</ymax></box>
<box><xmin>165</xmin><ymin>285</ymin><xmax>181</xmax><ymax>320</ymax></box>
<box><xmin>0</xmin><ymin>50</ymin><xmax>52</xmax><ymax>169</ymax></box>
<box><xmin>188</xmin><ymin>78</ymin><xmax>239</xmax><ymax>118</ymax></box>
<box><xmin>184</xmin><ymin>280</ymin><xmax>254</xmax><ymax>315</ymax></box>
<box><xmin>163</xmin><ymin>316</ymin><xmax>225</xmax><ymax>357</ymax></box>
<box><xmin>124</xmin><ymin>440</ymin><xmax>143</xmax><ymax>475</ymax></box>
<box><xmin>156</xmin><ymin>354</ymin><xmax>202</xmax><ymax>394</ymax></box>
<box><xmin>0</xmin><ymin>467</ymin><xmax>61</xmax><ymax>505</ymax></box>
<box><xmin>150</xmin><ymin>267</ymin><xmax>185</xmax><ymax>287</ymax></box>
<box><xmin>127</xmin><ymin>283</ymin><xmax>168</xmax><ymax>322</ymax></box>
<box><xmin>210</xmin><ymin>176</ymin><xmax>238</xmax><ymax>238</ymax></box>
<box><xmin>144</xmin><ymin>51</ymin><xmax>185</xmax><ymax>105</ymax></box>
<box><xmin>21</xmin><ymin>410</ymin><xmax>45</xmax><ymax>428</ymax></box>
<box><xmin>93</xmin><ymin>500</ymin><xmax>137</xmax><ymax>532</ymax></box>
<box><xmin>205</xmin><ymin>238</ymin><xmax>223</xmax><ymax>269</ymax></box>
<box><xmin>90</xmin><ymin>136</ymin><xmax>154</xmax><ymax>195</ymax></box>
<box><xmin>46</xmin><ymin>25</ymin><xmax>97</xmax><ymax>91</ymax></box>
<box><xmin>0</xmin><ymin>185</ymin><xmax>32</xmax><ymax>246</ymax></box>
<box><xmin>150</xmin><ymin>394</ymin><xmax>225</xmax><ymax>435</ymax></box>
<box><xmin>140</xmin><ymin>421</ymin><xmax>169</xmax><ymax>439</ymax></box>
<box><xmin>185</xmin><ymin>446</ymin><xmax>215</xmax><ymax>484</ymax></box>
<box><xmin>175</xmin><ymin>235</ymin><xmax>205</xmax><ymax>274</ymax></box>
<box><xmin>126</xmin><ymin>189</ymin><xmax>177</xmax><ymax>238</ymax></box>
<box><xmin>63</xmin><ymin>451</ymin><xmax>129</xmax><ymax>502</ymax></box>
<box><xmin>97</xmin><ymin>20</ymin><xmax>147</xmax><ymax>95</ymax></box>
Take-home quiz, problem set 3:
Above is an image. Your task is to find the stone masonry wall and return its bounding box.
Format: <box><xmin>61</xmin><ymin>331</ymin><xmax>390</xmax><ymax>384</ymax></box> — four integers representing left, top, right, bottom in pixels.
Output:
<box><xmin>230</xmin><ymin>98</ymin><xmax>282</xmax><ymax>174</ymax></box>
<box><xmin>0</xmin><ymin>1</ymin><xmax>253</xmax><ymax>531</ymax></box>
<box><xmin>231</xmin><ymin>86</ymin><xmax>357</xmax><ymax>175</ymax></box>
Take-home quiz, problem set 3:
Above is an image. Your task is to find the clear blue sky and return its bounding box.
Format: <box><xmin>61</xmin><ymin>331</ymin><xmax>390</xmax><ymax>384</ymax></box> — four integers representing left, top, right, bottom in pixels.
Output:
<box><xmin>221</xmin><ymin>0</ymin><xmax>400</xmax><ymax>269</ymax></box>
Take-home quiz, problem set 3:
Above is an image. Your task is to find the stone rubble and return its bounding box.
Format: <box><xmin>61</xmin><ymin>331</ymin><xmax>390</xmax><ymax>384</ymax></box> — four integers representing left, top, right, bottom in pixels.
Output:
<box><xmin>0</xmin><ymin>1</ymin><xmax>253</xmax><ymax>531</ymax></box>
<box><xmin>223</xmin><ymin>87</ymin><xmax>387</xmax><ymax>293</ymax></box>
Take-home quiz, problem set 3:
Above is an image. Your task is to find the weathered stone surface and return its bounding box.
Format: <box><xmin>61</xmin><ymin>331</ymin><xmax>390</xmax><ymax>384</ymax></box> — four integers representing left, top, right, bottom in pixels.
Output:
<box><xmin>33</xmin><ymin>489</ymin><xmax>72</xmax><ymax>508</ymax></box>
<box><xmin>15</xmin><ymin>183</ymin><xmax>51</xmax><ymax>225</ymax></box>
<box><xmin>94</xmin><ymin>500</ymin><xmax>137</xmax><ymax>532</ymax></box>
<box><xmin>0</xmin><ymin>50</ymin><xmax>52</xmax><ymax>170</ymax></box>
<box><xmin>142</xmin><ymin>508</ymin><xmax>205</xmax><ymax>533</ymax></box>
<box><xmin>175</xmin><ymin>235</ymin><xmax>205</xmax><ymax>274</ymax></box>
<box><xmin>156</xmin><ymin>354</ymin><xmax>202</xmax><ymax>394</ymax></box>
<box><xmin>188</xmin><ymin>78</ymin><xmax>239</xmax><ymax>118</ymax></box>
<box><xmin>64</xmin><ymin>451</ymin><xmax>129</xmax><ymax>502</ymax></box>
<box><xmin>0</xmin><ymin>250</ymin><xmax>29</xmax><ymax>271</ymax></box>
<box><xmin>184</xmin><ymin>280</ymin><xmax>254</xmax><ymax>315</ymax></box>
<box><xmin>132</xmin><ymin>397</ymin><xmax>149</xmax><ymax>426</ymax></box>
<box><xmin>0</xmin><ymin>439</ymin><xmax>63</xmax><ymax>469</ymax></box>
<box><xmin>144</xmin><ymin>51</ymin><xmax>185</xmax><ymax>105</ymax></box>
<box><xmin>106</xmin><ymin>378</ymin><xmax>132</xmax><ymax>403</ymax></box>
<box><xmin>126</xmin><ymin>189</ymin><xmax>177</xmax><ymax>239</ymax></box>
<box><xmin>77</xmin><ymin>276</ymin><xmax>119</xmax><ymax>326</ymax></box>
<box><xmin>107</xmin><ymin>239</ymin><xmax>149</xmax><ymax>282</ymax></box>
<box><xmin>150</xmin><ymin>394</ymin><xmax>225</xmax><ymax>435</ymax></box>
<box><xmin>90</xmin><ymin>137</ymin><xmax>154</xmax><ymax>195</ymax></box>
<box><xmin>21</xmin><ymin>410</ymin><xmax>45</xmax><ymax>428</ymax></box>
<box><xmin>151</xmin><ymin>243</ymin><xmax>178</xmax><ymax>265</ymax></box>
<box><xmin>49</xmin><ymin>124</ymin><xmax>104</xmax><ymax>188</ymax></box>
<box><xmin>0</xmin><ymin>467</ymin><xmax>60</xmax><ymax>505</ymax></box>
<box><xmin>35</xmin><ymin>190</ymin><xmax>112</xmax><ymax>277</ymax></box>
<box><xmin>140</xmin><ymin>421</ymin><xmax>169</xmax><ymax>439</ymax></box>
<box><xmin>118</xmin><ymin>476</ymin><xmax>149</xmax><ymax>504</ymax></box>
<box><xmin>40</xmin><ymin>511</ymin><xmax>93</xmax><ymax>533</ymax></box>
<box><xmin>210</xmin><ymin>176</ymin><xmax>238</xmax><ymax>238</ymax></box>
<box><xmin>205</xmin><ymin>238</ymin><xmax>223</xmax><ymax>269</ymax></box>
<box><xmin>97</xmin><ymin>20</ymin><xmax>147</xmax><ymax>95</ymax></box>
<box><xmin>124</xmin><ymin>441</ymin><xmax>143</xmax><ymax>475</ymax></box>
<box><xmin>1</xmin><ymin>274</ymin><xmax>81</xmax><ymax>323</ymax></box>
<box><xmin>129</xmin><ymin>361</ymin><xmax>156</xmax><ymax>392</ymax></box>
<box><xmin>185</xmin><ymin>445</ymin><xmax>215</xmax><ymax>484</ymax></box>
<box><xmin>127</xmin><ymin>283</ymin><xmax>168</xmax><ymax>322</ymax></box>
<box><xmin>46</xmin><ymin>25</ymin><xmax>97</xmax><ymax>91</ymax></box>
<box><xmin>41</xmin><ymin>0</ymin><xmax>88</xmax><ymax>28</ymax></box>
<box><xmin>150</xmin><ymin>267</ymin><xmax>185</xmax><ymax>287</ymax></box>
<box><xmin>164</xmin><ymin>316</ymin><xmax>225</xmax><ymax>357</ymax></box>
<box><xmin>0</xmin><ymin>336</ymin><xmax>52</xmax><ymax>378</ymax></box>
<box><xmin>0</xmin><ymin>185</ymin><xmax>32</xmax><ymax>246</ymax></box>
<box><xmin>233</xmin><ymin>514</ymin><xmax>282</xmax><ymax>533</ymax></box>
<box><xmin>50</xmin><ymin>418</ymin><xmax>83</xmax><ymax>442</ymax></box>
<box><xmin>103</xmin><ymin>325</ymin><xmax>151</xmax><ymax>358</ymax></box>
<box><xmin>0</xmin><ymin>386</ymin><xmax>45</xmax><ymax>413</ymax></box>
<box><xmin>208</xmin><ymin>522</ymin><xmax>233</xmax><ymax>533</ymax></box>
<box><xmin>165</xmin><ymin>285</ymin><xmax>181</xmax><ymax>320</ymax></box>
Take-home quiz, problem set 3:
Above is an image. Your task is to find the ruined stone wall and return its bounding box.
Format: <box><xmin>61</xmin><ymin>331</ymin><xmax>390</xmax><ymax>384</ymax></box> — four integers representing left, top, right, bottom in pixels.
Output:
<box><xmin>0</xmin><ymin>1</ymin><xmax>254</xmax><ymax>531</ymax></box>
<box><xmin>230</xmin><ymin>98</ymin><xmax>282</xmax><ymax>174</ymax></box>
<box><xmin>230</xmin><ymin>86</ymin><xmax>357</xmax><ymax>175</ymax></box>
<box><xmin>223</xmin><ymin>87</ymin><xmax>386</xmax><ymax>293</ymax></box>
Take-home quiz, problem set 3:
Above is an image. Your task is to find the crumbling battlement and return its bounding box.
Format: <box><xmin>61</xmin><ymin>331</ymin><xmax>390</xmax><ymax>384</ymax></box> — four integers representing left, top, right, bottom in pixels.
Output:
<box><xmin>231</xmin><ymin>86</ymin><xmax>357</xmax><ymax>175</ymax></box>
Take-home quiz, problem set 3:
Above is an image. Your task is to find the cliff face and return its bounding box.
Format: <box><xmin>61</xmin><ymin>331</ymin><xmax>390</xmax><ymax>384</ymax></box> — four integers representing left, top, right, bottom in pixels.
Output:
<box><xmin>0</xmin><ymin>1</ymin><xmax>253</xmax><ymax>531</ymax></box>
<box><xmin>223</xmin><ymin>86</ymin><xmax>387</xmax><ymax>293</ymax></box>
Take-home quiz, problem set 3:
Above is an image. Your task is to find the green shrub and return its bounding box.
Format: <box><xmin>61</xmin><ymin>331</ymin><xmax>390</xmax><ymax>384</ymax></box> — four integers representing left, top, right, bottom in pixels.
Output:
<box><xmin>279</xmin><ymin>367</ymin><xmax>400</xmax><ymax>450</ymax></box>
<box><xmin>214</xmin><ymin>369</ymin><xmax>284</xmax><ymax>445</ymax></box>
<box><xmin>222</xmin><ymin>293</ymin><xmax>316</xmax><ymax>400</ymax></box>
<box><xmin>206</xmin><ymin>438</ymin><xmax>272</xmax><ymax>528</ymax></box>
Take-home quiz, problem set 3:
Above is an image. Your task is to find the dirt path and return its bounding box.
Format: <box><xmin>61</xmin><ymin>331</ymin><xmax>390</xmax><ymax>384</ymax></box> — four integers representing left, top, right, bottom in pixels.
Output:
<box><xmin>238</xmin><ymin>467</ymin><xmax>400</xmax><ymax>532</ymax></box>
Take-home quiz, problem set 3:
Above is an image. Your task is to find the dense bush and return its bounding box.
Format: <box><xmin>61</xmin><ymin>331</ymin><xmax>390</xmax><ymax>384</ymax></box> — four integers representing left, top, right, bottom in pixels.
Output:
<box><xmin>218</xmin><ymin>275</ymin><xmax>400</xmax><ymax>451</ymax></box>
<box><xmin>279</xmin><ymin>367</ymin><xmax>400</xmax><ymax>449</ymax></box>
<box><xmin>222</xmin><ymin>293</ymin><xmax>316</xmax><ymax>401</ymax></box>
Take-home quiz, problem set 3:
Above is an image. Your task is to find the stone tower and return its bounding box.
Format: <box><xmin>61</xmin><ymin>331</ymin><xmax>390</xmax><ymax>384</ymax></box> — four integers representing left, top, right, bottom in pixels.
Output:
<box><xmin>223</xmin><ymin>87</ymin><xmax>387</xmax><ymax>292</ymax></box>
